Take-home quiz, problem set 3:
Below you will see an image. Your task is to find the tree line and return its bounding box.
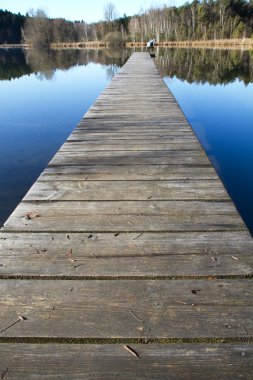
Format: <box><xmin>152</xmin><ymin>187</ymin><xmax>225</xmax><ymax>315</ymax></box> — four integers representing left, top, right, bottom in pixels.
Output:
<box><xmin>0</xmin><ymin>5</ymin><xmax>130</xmax><ymax>48</ymax></box>
<box><xmin>0</xmin><ymin>10</ymin><xmax>25</xmax><ymax>44</ymax></box>
<box><xmin>129</xmin><ymin>0</ymin><xmax>253</xmax><ymax>42</ymax></box>
<box><xmin>0</xmin><ymin>1</ymin><xmax>253</xmax><ymax>47</ymax></box>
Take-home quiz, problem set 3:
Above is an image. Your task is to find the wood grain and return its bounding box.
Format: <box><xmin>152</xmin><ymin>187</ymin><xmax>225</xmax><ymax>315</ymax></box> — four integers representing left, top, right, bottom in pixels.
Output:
<box><xmin>41</xmin><ymin>165</ymin><xmax>219</xmax><ymax>181</ymax></box>
<box><xmin>0</xmin><ymin>344</ymin><xmax>252</xmax><ymax>380</ymax></box>
<box><xmin>23</xmin><ymin>180</ymin><xmax>229</xmax><ymax>201</ymax></box>
<box><xmin>49</xmin><ymin>150</ymin><xmax>211</xmax><ymax>166</ymax></box>
<box><xmin>0</xmin><ymin>279</ymin><xmax>252</xmax><ymax>338</ymax></box>
<box><xmin>60</xmin><ymin>141</ymin><xmax>201</xmax><ymax>151</ymax></box>
<box><xmin>0</xmin><ymin>231</ymin><xmax>252</xmax><ymax>276</ymax></box>
<box><xmin>3</xmin><ymin>200</ymin><xmax>245</xmax><ymax>232</ymax></box>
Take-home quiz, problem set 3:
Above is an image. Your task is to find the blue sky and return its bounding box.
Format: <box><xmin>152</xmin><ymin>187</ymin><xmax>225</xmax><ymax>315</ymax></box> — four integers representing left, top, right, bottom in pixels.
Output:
<box><xmin>1</xmin><ymin>0</ymin><xmax>186</xmax><ymax>22</ymax></box>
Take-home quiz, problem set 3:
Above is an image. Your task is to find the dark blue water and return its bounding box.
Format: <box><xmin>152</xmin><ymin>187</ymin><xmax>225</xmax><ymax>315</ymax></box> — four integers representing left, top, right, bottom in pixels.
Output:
<box><xmin>0</xmin><ymin>49</ymin><xmax>128</xmax><ymax>225</ymax></box>
<box><xmin>0</xmin><ymin>48</ymin><xmax>253</xmax><ymax>236</ymax></box>
<box><xmin>164</xmin><ymin>77</ymin><xmax>253</xmax><ymax>235</ymax></box>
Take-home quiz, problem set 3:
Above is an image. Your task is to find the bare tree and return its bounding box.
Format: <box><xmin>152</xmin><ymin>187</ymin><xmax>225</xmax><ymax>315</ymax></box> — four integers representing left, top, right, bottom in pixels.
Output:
<box><xmin>103</xmin><ymin>2</ymin><xmax>118</xmax><ymax>30</ymax></box>
<box><xmin>22</xmin><ymin>9</ymin><xmax>52</xmax><ymax>48</ymax></box>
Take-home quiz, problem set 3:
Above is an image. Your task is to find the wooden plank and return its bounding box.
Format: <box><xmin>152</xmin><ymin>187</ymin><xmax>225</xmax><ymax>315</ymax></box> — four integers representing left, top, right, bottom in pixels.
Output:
<box><xmin>23</xmin><ymin>180</ymin><xmax>229</xmax><ymax>201</ymax></box>
<box><xmin>0</xmin><ymin>279</ymin><xmax>252</xmax><ymax>338</ymax></box>
<box><xmin>49</xmin><ymin>150</ymin><xmax>211</xmax><ymax>166</ymax></box>
<box><xmin>86</xmin><ymin>113</ymin><xmax>187</xmax><ymax>119</ymax></box>
<box><xmin>76</xmin><ymin>119</ymin><xmax>190</xmax><ymax>125</ymax></box>
<box><xmin>75</xmin><ymin>124</ymin><xmax>191</xmax><ymax>132</ymax></box>
<box><xmin>68</xmin><ymin>131</ymin><xmax>196</xmax><ymax>140</ymax></box>
<box><xmin>60</xmin><ymin>141</ymin><xmax>201</xmax><ymax>151</ymax></box>
<box><xmin>84</xmin><ymin>115</ymin><xmax>187</xmax><ymax>122</ymax></box>
<box><xmin>41</xmin><ymin>165</ymin><xmax>220</xmax><ymax>181</ymax></box>
<box><xmin>0</xmin><ymin>344</ymin><xmax>252</xmax><ymax>380</ymax></box>
<box><xmin>75</xmin><ymin>123</ymin><xmax>192</xmax><ymax>131</ymax></box>
<box><xmin>72</xmin><ymin>128</ymin><xmax>193</xmax><ymax>135</ymax></box>
<box><xmin>3</xmin><ymin>201</ymin><xmax>245</xmax><ymax>232</ymax></box>
<box><xmin>0</xmin><ymin>232</ymin><xmax>252</xmax><ymax>277</ymax></box>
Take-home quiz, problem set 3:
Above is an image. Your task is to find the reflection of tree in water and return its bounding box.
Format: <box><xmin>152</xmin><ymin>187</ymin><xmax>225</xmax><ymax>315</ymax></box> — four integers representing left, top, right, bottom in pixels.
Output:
<box><xmin>36</xmin><ymin>70</ymin><xmax>56</xmax><ymax>81</ymax></box>
<box><xmin>0</xmin><ymin>49</ymin><xmax>32</xmax><ymax>80</ymax></box>
<box><xmin>155</xmin><ymin>48</ymin><xmax>253</xmax><ymax>85</ymax></box>
<box><xmin>1</xmin><ymin>47</ymin><xmax>253</xmax><ymax>84</ymax></box>
<box><xmin>0</xmin><ymin>48</ymin><xmax>132</xmax><ymax>81</ymax></box>
<box><xmin>104</xmin><ymin>64</ymin><xmax>119</xmax><ymax>80</ymax></box>
<box><xmin>25</xmin><ymin>48</ymin><xmax>131</xmax><ymax>81</ymax></box>
<box><xmin>25</xmin><ymin>48</ymin><xmax>81</xmax><ymax>80</ymax></box>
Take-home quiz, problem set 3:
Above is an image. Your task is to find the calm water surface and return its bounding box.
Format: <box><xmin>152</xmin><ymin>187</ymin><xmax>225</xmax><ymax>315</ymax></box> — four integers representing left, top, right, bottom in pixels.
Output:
<box><xmin>155</xmin><ymin>48</ymin><xmax>253</xmax><ymax>234</ymax></box>
<box><xmin>0</xmin><ymin>48</ymin><xmax>253</xmax><ymax>234</ymax></box>
<box><xmin>0</xmin><ymin>49</ymin><xmax>131</xmax><ymax>225</ymax></box>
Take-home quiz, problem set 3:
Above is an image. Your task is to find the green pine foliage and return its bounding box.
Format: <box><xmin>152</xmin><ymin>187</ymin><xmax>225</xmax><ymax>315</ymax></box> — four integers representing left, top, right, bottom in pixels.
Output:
<box><xmin>0</xmin><ymin>10</ymin><xmax>25</xmax><ymax>44</ymax></box>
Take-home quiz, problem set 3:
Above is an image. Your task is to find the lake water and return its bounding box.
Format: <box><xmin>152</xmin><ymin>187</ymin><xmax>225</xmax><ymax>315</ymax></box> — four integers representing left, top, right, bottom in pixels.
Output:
<box><xmin>0</xmin><ymin>47</ymin><xmax>253</xmax><ymax>235</ymax></box>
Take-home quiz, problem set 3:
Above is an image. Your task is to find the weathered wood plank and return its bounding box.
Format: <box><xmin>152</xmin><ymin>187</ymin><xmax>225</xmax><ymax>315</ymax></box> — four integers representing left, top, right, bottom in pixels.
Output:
<box><xmin>41</xmin><ymin>165</ymin><xmax>219</xmax><ymax>181</ymax></box>
<box><xmin>68</xmin><ymin>131</ymin><xmax>195</xmax><ymax>141</ymax></box>
<box><xmin>23</xmin><ymin>180</ymin><xmax>229</xmax><ymax>201</ymax></box>
<box><xmin>60</xmin><ymin>141</ymin><xmax>201</xmax><ymax>152</ymax></box>
<box><xmin>0</xmin><ymin>232</ymin><xmax>252</xmax><ymax>277</ymax></box>
<box><xmin>3</xmin><ymin>201</ymin><xmax>245</xmax><ymax>232</ymax></box>
<box><xmin>75</xmin><ymin>125</ymin><xmax>192</xmax><ymax>133</ymax></box>
<box><xmin>0</xmin><ymin>344</ymin><xmax>252</xmax><ymax>380</ymax></box>
<box><xmin>0</xmin><ymin>280</ymin><xmax>252</xmax><ymax>338</ymax></box>
<box><xmin>75</xmin><ymin>122</ymin><xmax>192</xmax><ymax>131</ymax></box>
<box><xmin>49</xmin><ymin>150</ymin><xmax>211</xmax><ymax>166</ymax></box>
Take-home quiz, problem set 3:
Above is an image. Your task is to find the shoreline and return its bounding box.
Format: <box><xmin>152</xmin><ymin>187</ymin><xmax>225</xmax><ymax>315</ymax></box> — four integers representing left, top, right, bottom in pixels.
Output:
<box><xmin>126</xmin><ymin>38</ymin><xmax>253</xmax><ymax>48</ymax></box>
<box><xmin>0</xmin><ymin>44</ymin><xmax>29</xmax><ymax>49</ymax></box>
<box><xmin>1</xmin><ymin>38</ymin><xmax>253</xmax><ymax>50</ymax></box>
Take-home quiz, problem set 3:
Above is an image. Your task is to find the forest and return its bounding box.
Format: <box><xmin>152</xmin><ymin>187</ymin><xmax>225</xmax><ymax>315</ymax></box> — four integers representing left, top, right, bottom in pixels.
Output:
<box><xmin>128</xmin><ymin>0</ymin><xmax>253</xmax><ymax>42</ymax></box>
<box><xmin>0</xmin><ymin>0</ymin><xmax>253</xmax><ymax>47</ymax></box>
<box><xmin>0</xmin><ymin>10</ymin><xmax>25</xmax><ymax>44</ymax></box>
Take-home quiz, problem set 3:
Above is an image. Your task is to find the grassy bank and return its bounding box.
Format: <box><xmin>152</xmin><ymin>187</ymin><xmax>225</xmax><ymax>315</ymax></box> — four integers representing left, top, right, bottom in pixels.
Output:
<box><xmin>52</xmin><ymin>38</ymin><xmax>253</xmax><ymax>50</ymax></box>
<box><xmin>51</xmin><ymin>41</ymin><xmax>107</xmax><ymax>49</ymax></box>
<box><xmin>1</xmin><ymin>38</ymin><xmax>253</xmax><ymax>50</ymax></box>
<box><xmin>126</xmin><ymin>38</ymin><xmax>253</xmax><ymax>49</ymax></box>
<box><xmin>0</xmin><ymin>44</ymin><xmax>29</xmax><ymax>49</ymax></box>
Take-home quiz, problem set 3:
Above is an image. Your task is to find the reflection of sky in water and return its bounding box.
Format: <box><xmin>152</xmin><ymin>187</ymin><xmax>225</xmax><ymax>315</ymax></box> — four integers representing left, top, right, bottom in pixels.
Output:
<box><xmin>164</xmin><ymin>77</ymin><xmax>253</xmax><ymax>234</ymax></box>
<box><xmin>0</xmin><ymin>63</ymin><xmax>110</xmax><ymax>225</ymax></box>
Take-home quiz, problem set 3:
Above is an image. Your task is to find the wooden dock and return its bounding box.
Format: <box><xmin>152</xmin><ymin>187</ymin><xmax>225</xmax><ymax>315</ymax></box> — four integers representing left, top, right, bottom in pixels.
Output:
<box><xmin>0</xmin><ymin>52</ymin><xmax>252</xmax><ymax>379</ymax></box>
